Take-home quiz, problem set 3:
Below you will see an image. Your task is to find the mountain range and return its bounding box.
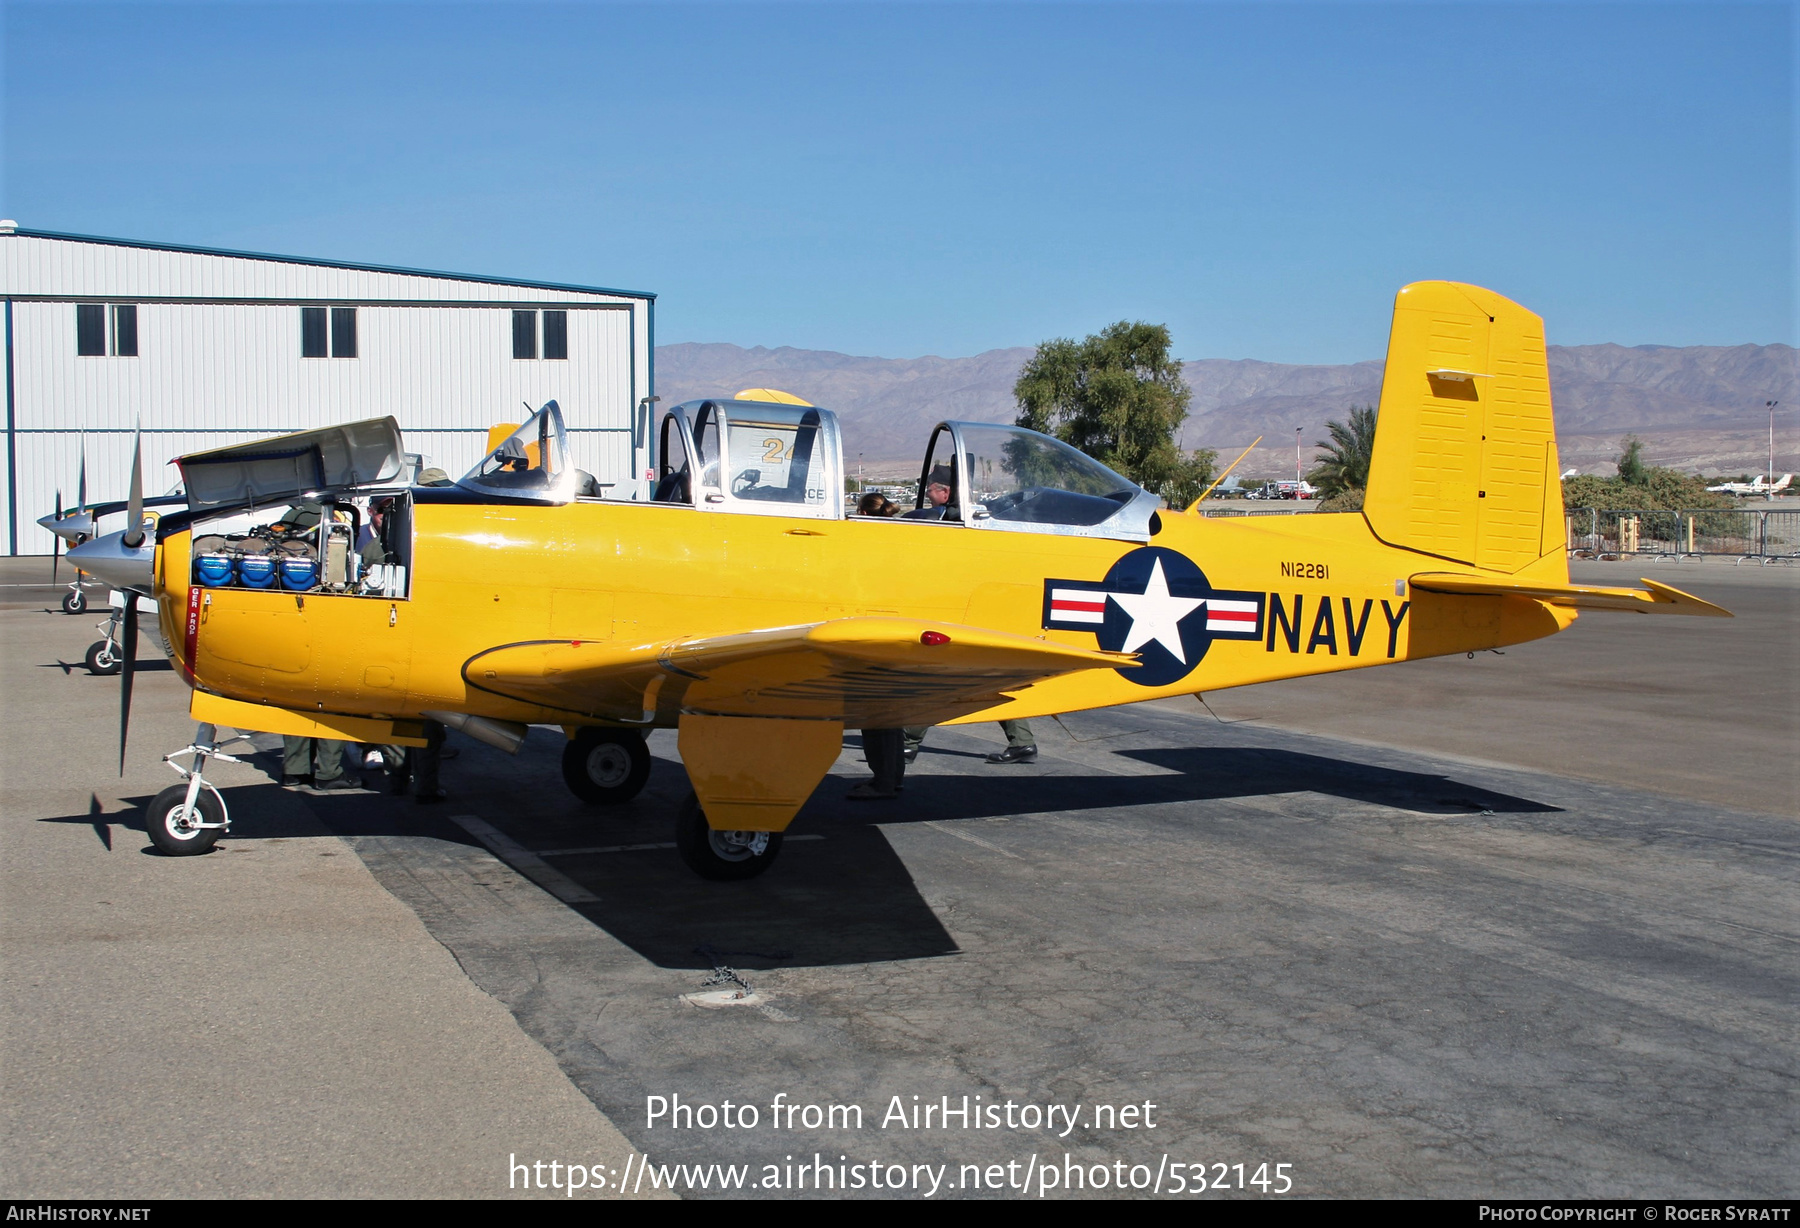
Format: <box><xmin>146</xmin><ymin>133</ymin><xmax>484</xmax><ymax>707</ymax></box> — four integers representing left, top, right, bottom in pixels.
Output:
<box><xmin>655</xmin><ymin>341</ymin><xmax>1798</xmax><ymax>478</ymax></box>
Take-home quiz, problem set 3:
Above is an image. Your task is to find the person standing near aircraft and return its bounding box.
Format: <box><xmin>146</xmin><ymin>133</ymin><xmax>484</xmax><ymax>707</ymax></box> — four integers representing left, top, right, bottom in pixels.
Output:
<box><xmin>849</xmin><ymin>728</ymin><xmax>907</xmax><ymax>800</ymax></box>
<box><xmin>985</xmin><ymin>721</ymin><xmax>1037</xmax><ymax>764</ymax></box>
<box><xmin>282</xmin><ymin>737</ymin><xmax>358</xmax><ymax>791</ymax></box>
<box><xmin>385</xmin><ymin>719</ymin><xmax>448</xmax><ymax>804</ymax></box>
<box><xmin>902</xmin><ymin>720</ymin><xmax>1037</xmax><ymax>765</ymax></box>
<box><xmin>853</xmin><ymin>486</ymin><xmax>914</xmax><ymax>792</ymax></box>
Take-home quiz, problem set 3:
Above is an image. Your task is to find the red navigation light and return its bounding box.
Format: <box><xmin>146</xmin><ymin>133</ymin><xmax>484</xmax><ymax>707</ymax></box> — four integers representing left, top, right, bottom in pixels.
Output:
<box><xmin>920</xmin><ymin>631</ymin><xmax>951</xmax><ymax>646</ymax></box>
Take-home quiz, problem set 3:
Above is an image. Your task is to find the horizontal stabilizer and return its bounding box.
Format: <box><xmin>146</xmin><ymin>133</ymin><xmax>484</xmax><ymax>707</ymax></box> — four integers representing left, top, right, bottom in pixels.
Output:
<box><xmin>1410</xmin><ymin>573</ymin><xmax>1732</xmax><ymax>617</ymax></box>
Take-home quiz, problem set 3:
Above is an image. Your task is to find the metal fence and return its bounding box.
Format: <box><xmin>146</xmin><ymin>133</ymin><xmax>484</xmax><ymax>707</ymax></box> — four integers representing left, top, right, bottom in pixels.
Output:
<box><xmin>1567</xmin><ymin>508</ymin><xmax>1800</xmax><ymax>563</ymax></box>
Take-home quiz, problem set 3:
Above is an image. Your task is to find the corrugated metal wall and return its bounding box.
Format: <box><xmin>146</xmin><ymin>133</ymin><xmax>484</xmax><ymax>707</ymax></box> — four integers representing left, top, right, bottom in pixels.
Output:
<box><xmin>2</xmin><ymin>232</ymin><xmax>654</xmax><ymax>553</ymax></box>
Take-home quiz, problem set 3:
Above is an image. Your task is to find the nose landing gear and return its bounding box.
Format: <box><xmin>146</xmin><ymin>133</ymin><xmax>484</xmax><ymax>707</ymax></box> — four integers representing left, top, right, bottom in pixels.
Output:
<box><xmin>85</xmin><ymin>637</ymin><xmax>121</xmax><ymax>676</ymax></box>
<box><xmin>145</xmin><ymin>727</ymin><xmax>249</xmax><ymax>856</ymax></box>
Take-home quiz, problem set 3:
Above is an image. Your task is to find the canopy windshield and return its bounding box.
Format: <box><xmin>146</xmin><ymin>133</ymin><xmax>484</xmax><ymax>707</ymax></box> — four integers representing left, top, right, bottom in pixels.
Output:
<box><xmin>959</xmin><ymin>424</ymin><xmax>1139</xmax><ymax>527</ymax></box>
<box><xmin>724</xmin><ymin>408</ymin><xmax>828</xmax><ymax>507</ymax></box>
<box><xmin>459</xmin><ymin>401</ymin><xmax>574</xmax><ymax>502</ymax></box>
<box><xmin>661</xmin><ymin>398</ymin><xmax>844</xmax><ymax>520</ymax></box>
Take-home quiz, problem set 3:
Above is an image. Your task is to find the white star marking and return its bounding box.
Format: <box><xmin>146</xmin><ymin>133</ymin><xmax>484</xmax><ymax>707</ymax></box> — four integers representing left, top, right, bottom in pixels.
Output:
<box><xmin>1108</xmin><ymin>558</ymin><xmax>1206</xmax><ymax>663</ymax></box>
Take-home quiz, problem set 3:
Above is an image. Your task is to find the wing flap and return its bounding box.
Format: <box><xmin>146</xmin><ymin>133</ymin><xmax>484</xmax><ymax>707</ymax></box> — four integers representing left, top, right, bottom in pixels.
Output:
<box><xmin>1410</xmin><ymin>572</ymin><xmax>1732</xmax><ymax>617</ymax></box>
<box><xmin>464</xmin><ymin>617</ymin><xmax>1136</xmax><ymax>726</ymax></box>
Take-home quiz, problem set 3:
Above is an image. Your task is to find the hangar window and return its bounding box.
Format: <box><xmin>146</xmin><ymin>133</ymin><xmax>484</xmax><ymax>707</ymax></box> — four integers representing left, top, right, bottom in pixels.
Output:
<box><xmin>543</xmin><ymin>310</ymin><xmax>568</xmax><ymax>360</ymax></box>
<box><xmin>110</xmin><ymin>305</ymin><xmax>138</xmax><ymax>356</ymax></box>
<box><xmin>301</xmin><ymin>307</ymin><xmax>357</xmax><ymax>358</ymax></box>
<box><xmin>330</xmin><ymin>307</ymin><xmax>357</xmax><ymax>358</ymax></box>
<box><xmin>302</xmin><ymin>308</ymin><xmax>327</xmax><ymax>357</ymax></box>
<box><xmin>76</xmin><ymin>304</ymin><xmax>138</xmax><ymax>357</ymax></box>
<box><xmin>513</xmin><ymin>310</ymin><xmax>569</xmax><ymax>360</ymax></box>
<box><xmin>75</xmin><ymin>304</ymin><xmax>106</xmax><ymax>356</ymax></box>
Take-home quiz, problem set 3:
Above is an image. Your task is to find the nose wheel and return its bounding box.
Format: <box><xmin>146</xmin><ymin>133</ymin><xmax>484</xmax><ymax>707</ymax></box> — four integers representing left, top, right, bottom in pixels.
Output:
<box><xmin>85</xmin><ymin>638</ymin><xmax>121</xmax><ymax>676</ymax></box>
<box><xmin>146</xmin><ymin>785</ymin><xmax>225</xmax><ymax>856</ymax></box>
<box><xmin>144</xmin><ymin>729</ymin><xmax>248</xmax><ymax>856</ymax></box>
<box><xmin>560</xmin><ymin>727</ymin><xmax>652</xmax><ymax>804</ymax></box>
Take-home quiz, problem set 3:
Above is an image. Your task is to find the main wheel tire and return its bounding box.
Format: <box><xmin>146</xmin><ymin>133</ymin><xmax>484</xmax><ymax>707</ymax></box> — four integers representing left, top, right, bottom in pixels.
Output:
<box><xmin>146</xmin><ymin>784</ymin><xmax>224</xmax><ymax>856</ymax></box>
<box><xmin>561</xmin><ymin>727</ymin><xmax>652</xmax><ymax>805</ymax></box>
<box><xmin>675</xmin><ymin>792</ymin><xmax>783</xmax><ymax>881</ymax></box>
<box><xmin>62</xmin><ymin>589</ymin><xmax>87</xmax><ymax>614</ymax></box>
<box><xmin>85</xmin><ymin>639</ymin><xmax>121</xmax><ymax>676</ymax></box>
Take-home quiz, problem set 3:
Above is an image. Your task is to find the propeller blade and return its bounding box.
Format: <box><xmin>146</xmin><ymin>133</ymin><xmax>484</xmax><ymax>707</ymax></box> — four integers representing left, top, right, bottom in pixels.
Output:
<box><xmin>52</xmin><ymin>490</ymin><xmax>62</xmax><ymax>586</ymax></box>
<box><xmin>75</xmin><ymin>438</ymin><xmax>89</xmax><ymax>589</ymax></box>
<box><xmin>118</xmin><ymin>599</ymin><xmax>139</xmax><ymax>776</ymax></box>
<box><xmin>121</xmin><ymin>425</ymin><xmax>145</xmax><ymax>549</ymax></box>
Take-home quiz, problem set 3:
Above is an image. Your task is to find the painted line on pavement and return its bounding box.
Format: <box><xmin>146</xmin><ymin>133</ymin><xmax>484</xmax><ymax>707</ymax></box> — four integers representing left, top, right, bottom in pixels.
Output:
<box><xmin>448</xmin><ymin>813</ymin><xmax>601</xmax><ymax>905</ymax></box>
<box><xmin>923</xmin><ymin>820</ymin><xmax>1021</xmax><ymax>859</ymax></box>
<box><xmin>537</xmin><ymin>834</ymin><xmax>825</xmax><ymax>857</ymax></box>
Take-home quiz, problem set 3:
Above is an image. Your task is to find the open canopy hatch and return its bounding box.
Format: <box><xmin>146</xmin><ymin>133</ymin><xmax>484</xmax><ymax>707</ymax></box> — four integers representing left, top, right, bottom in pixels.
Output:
<box><xmin>177</xmin><ymin>417</ymin><xmax>407</xmax><ymax>509</ymax></box>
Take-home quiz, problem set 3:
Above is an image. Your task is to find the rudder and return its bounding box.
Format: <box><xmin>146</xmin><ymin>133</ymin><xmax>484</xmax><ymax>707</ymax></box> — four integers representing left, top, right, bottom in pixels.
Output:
<box><xmin>1363</xmin><ymin>282</ymin><xmax>1564</xmax><ymax>574</ymax></box>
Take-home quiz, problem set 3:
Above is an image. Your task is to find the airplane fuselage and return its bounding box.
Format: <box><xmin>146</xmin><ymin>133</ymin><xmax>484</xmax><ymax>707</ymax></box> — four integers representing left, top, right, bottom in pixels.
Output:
<box><xmin>158</xmin><ymin>495</ymin><xmax>1577</xmax><ymax>732</ymax></box>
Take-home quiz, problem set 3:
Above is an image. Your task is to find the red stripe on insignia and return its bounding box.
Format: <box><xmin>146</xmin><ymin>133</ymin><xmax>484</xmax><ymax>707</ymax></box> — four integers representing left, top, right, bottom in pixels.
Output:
<box><xmin>1053</xmin><ymin>599</ymin><xmax>1106</xmax><ymax>612</ymax></box>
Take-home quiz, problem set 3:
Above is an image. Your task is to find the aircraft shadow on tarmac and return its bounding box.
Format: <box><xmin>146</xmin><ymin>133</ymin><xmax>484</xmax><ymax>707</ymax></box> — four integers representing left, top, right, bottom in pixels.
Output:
<box><xmin>38</xmin><ymin>658</ymin><xmax>174</xmax><ymax>674</ymax></box>
<box><xmin>42</xmin><ymin>784</ymin><xmax>358</xmax><ymax>853</ymax></box>
<box><xmin>834</xmin><ymin>745</ymin><xmax>1559</xmax><ymax>829</ymax></box>
<box><xmin>43</xmin><ymin>742</ymin><xmax>1556</xmax><ymax>972</ymax></box>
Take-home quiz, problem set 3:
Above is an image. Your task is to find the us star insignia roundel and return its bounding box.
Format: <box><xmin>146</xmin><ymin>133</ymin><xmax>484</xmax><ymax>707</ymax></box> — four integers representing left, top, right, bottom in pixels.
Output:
<box><xmin>1041</xmin><ymin>547</ymin><xmax>1264</xmax><ymax>687</ymax></box>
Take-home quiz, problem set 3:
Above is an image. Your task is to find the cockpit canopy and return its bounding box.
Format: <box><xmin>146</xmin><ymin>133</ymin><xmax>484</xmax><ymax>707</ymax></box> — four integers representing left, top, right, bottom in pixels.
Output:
<box><xmin>649</xmin><ymin>397</ymin><xmax>1157</xmax><ymax>540</ymax></box>
<box><xmin>656</xmin><ymin>399</ymin><xmax>842</xmax><ymax>519</ymax></box>
<box><xmin>457</xmin><ymin>400</ymin><xmax>576</xmax><ymax>503</ymax></box>
<box><xmin>913</xmin><ymin>422</ymin><xmax>1160</xmax><ymax>540</ymax></box>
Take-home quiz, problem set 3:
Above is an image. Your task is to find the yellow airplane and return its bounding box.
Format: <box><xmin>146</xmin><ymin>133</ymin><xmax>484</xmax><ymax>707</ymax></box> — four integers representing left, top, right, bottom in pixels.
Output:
<box><xmin>68</xmin><ymin>281</ymin><xmax>1729</xmax><ymax>878</ymax></box>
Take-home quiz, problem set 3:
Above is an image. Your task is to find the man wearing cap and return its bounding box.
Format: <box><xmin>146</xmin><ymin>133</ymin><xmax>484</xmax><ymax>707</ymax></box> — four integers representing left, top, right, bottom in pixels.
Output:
<box><xmin>901</xmin><ymin>466</ymin><xmax>956</xmax><ymax>520</ymax></box>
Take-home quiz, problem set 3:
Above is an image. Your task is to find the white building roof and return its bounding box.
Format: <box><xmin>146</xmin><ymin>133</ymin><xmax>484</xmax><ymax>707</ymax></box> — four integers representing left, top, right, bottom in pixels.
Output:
<box><xmin>0</xmin><ymin>225</ymin><xmax>654</xmax><ymax>305</ymax></box>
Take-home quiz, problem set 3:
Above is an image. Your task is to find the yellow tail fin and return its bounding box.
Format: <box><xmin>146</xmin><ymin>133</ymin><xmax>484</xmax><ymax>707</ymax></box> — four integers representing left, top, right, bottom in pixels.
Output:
<box><xmin>1363</xmin><ymin>282</ymin><xmax>1565</xmax><ymax>574</ymax></box>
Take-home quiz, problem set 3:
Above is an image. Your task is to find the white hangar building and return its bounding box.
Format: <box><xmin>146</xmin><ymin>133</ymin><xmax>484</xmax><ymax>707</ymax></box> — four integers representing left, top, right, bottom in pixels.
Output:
<box><xmin>0</xmin><ymin>223</ymin><xmax>657</xmax><ymax>555</ymax></box>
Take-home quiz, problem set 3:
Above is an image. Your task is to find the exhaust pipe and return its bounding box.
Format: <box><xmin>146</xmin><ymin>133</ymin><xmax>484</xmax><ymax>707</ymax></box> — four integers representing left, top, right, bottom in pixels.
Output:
<box><xmin>421</xmin><ymin>711</ymin><xmax>528</xmax><ymax>755</ymax></box>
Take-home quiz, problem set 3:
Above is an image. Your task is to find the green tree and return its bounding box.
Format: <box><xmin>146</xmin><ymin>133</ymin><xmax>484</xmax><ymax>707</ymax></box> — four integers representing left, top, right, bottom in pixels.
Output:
<box><xmin>1013</xmin><ymin>321</ymin><xmax>1216</xmax><ymax>507</ymax></box>
<box><xmin>1561</xmin><ymin>433</ymin><xmax>1732</xmax><ymax>513</ymax></box>
<box><xmin>1562</xmin><ymin>469</ymin><xmax>1730</xmax><ymax>513</ymax></box>
<box><xmin>1307</xmin><ymin>404</ymin><xmax>1379</xmax><ymax>501</ymax></box>
<box><xmin>1616</xmin><ymin>434</ymin><xmax>1648</xmax><ymax>485</ymax></box>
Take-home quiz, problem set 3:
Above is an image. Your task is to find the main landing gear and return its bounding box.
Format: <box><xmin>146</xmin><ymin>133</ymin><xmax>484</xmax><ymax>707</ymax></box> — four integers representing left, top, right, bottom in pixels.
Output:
<box><xmin>560</xmin><ymin>727</ymin><xmax>652</xmax><ymax>804</ymax></box>
<box><xmin>145</xmin><ymin>726</ymin><xmax>250</xmax><ymax>856</ymax></box>
<box><xmin>558</xmin><ymin>726</ymin><xmax>783</xmax><ymax>880</ymax></box>
<box><xmin>675</xmin><ymin>792</ymin><xmax>784</xmax><ymax>881</ymax></box>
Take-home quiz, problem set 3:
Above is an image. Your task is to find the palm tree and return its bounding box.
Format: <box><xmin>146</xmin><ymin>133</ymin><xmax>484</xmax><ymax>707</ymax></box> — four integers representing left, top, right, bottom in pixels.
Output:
<box><xmin>1308</xmin><ymin>404</ymin><xmax>1378</xmax><ymax>499</ymax></box>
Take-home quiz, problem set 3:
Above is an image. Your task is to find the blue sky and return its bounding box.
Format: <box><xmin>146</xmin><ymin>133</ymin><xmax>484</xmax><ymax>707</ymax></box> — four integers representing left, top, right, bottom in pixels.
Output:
<box><xmin>3</xmin><ymin>2</ymin><xmax>1792</xmax><ymax>362</ymax></box>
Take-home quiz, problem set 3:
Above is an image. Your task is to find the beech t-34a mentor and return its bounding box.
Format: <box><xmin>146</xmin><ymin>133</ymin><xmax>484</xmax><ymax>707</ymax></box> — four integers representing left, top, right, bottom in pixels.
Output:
<box><xmin>67</xmin><ymin>281</ymin><xmax>1730</xmax><ymax>879</ymax></box>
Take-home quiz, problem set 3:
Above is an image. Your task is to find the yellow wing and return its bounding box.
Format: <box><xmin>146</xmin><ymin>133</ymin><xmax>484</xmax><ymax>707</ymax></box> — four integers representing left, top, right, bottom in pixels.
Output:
<box><xmin>1410</xmin><ymin>573</ymin><xmax>1732</xmax><ymax>616</ymax></box>
<box><xmin>462</xmin><ymin>617</ymin><xmax>1138</xmax><ymax>727</ymax></box>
